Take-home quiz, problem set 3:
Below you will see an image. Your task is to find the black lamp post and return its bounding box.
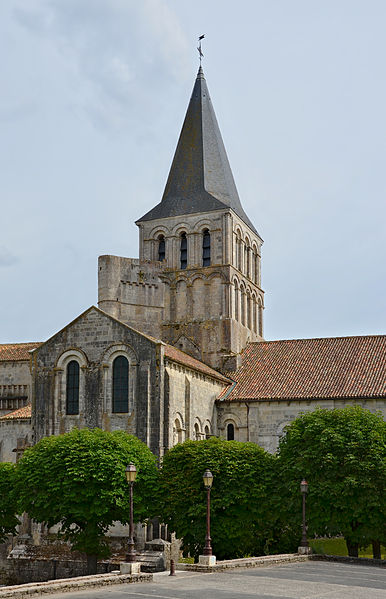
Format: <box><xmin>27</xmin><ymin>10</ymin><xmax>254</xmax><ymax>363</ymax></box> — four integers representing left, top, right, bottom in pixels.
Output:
<box><xmin>203</xmin><ymin>469</ymin><xmax>213</xmax><ymax>556</ymax></box>
<box><xmin>125</xmin><ymin>462</ymin><xmax>137</xmax><ymax>562</ymax></box>
<box><xmin>300</xmin><ymin>478</ymin><xmax>309</xmax><ymax>550</ymax></box>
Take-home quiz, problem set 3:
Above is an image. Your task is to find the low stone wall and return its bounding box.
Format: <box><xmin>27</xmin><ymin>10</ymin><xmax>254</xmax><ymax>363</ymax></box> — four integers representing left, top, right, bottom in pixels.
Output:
<box><xmin>311</xmin><ymin>554</ymin><xmax>386</xmax><ymax>568</ymax></box>
<box><xmin>177</xmin><ymin>553</ymin><xmax>310</xmax><ymax>572</ymax></box>
<box><xmin>0</xmin><ymin>558</ymin><xmax>120</xmax><ymax>586</ymax></box>
<box><xmin>0</xmin><ymin>572</ymin><xmax>152</xmax><ymax>598</ymax></box>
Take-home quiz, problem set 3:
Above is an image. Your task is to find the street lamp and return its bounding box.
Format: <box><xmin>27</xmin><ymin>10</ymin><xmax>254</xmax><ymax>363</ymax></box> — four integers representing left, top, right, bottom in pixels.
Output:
<box><xmin>125</xmin><ymin>462</ymin><xmax>137</xmax><ymax>562</ymax></box>
<box><xmin>299</xmin><ymin>478</ymin><xmax>309</xmax><ymax>553</ymax></box>
<box><xmin>203</xmin><ymin>469</ymin><xmax>213</xmax><ymax>556</ymax></box>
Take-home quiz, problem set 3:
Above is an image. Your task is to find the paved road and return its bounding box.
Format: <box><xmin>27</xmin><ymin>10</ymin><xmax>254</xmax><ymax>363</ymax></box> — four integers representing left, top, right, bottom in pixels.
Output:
<box><xmin>42</xmin><ymin>561</ymin><xmax>386</xmax><ymax>599</ymax></box>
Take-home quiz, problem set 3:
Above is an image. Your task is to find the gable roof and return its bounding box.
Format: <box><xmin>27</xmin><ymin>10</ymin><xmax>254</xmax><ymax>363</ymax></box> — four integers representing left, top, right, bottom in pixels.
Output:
<box><xmin>0</xmin><ymin>343</ymin><xmax>42</xmax><ymax>362</ymax></box>
<box><xmin>137</xmin><ymin>67</ymin><xmax>258</xmax><ymax>237</ymax></box>
<box><xmin>0</xmin><ymin>404</ymin><xmax>31</xmax><ymax>420</ymax></box>
<box><xmin>221</xmin><ymin>335</ymin><xmax>386</xmax><ymax>401</ymax></box>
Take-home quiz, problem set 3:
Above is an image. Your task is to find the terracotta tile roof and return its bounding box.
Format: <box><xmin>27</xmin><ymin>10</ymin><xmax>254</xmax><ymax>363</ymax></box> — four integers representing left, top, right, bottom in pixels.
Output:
<box><xmin>164</xmin><ymin>345</ymin><xmax>231</xmax><ymax>383</ymax></box>
<box><xmin>221</xmin><ymin>335</ymin><xmax>386</xmax><ymax>401</ymax></box>
<box><xmin>0</xmin><ymin>342</ymin><xmax>42</xmax><ymax>362</ymax></box>
<box><xmin>0</xmin><ymin>404</ymin><xmax>31</xmax><ymax>420</ymax></box>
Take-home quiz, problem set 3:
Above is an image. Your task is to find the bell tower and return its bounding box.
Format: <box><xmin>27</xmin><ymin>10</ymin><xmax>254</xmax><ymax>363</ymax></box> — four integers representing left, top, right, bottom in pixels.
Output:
<box><xmin>135</xmin><ymin>67</ymin><xmax>264</xmax><ymax>369</ymax></box>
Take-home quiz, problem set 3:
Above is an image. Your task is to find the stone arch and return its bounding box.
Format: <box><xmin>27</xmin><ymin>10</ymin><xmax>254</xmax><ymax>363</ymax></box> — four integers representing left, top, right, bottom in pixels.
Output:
<box><xmin>193</xmin><ymin>417</ymin><xmax>203</xmax><ymax>440</ymax></box>
<box><xmin>173</xmin><ymin>412</ymin><xmax>185</xmax><ymax>445</ymax></box>
<box><xmin>172</xmin><ymin>222</ymin><xmax>190</xmax><ymax>236</ymax></box>
<box><xmin>149</xmin><ymin>224</ymin><xmax>170</xmax><ymax>238</ymax></box>
<box><xmin>193</xmin><ymin>218</ymin><xmax>213</xmax><ymax>232</ymax></box>
<box><xmin>56</xmin><ymin>348</ymin><xmax>88</xmax><ymax>419</ymax></box>
<box><xmin>204</xmin><ymin>420</ymin><xmax>212</xmax><ymax>438</ymax></box>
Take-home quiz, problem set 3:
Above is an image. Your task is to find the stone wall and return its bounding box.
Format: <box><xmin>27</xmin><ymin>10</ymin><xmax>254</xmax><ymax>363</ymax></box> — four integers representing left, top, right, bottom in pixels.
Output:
<box><xmin>98</xmin><ymin>255</ymin><xmax>165</xmax><ymax>340</ymax></box>
<box><xmin>0</xmin><ymin>361</ymin><xmax>31</xmax><ymax>416</ymax></box>
<box><xmin>32</xmin><ymin>307</ymin><xmax>165</xmax><ymax>457</ymax></box>
<box><xmin>165</xmin><ymin>362</ymin><xmax>223</xmax><ymax>447</ymax></box>
<box><xmin>0</xmin><ymin>418</ymin><xmax>31</xmax><ymax>463</ymax></box>
<box><xmin>217</xmin><ymin>397</ymin><xmax>386</xmax><ymax>453</ymax></box>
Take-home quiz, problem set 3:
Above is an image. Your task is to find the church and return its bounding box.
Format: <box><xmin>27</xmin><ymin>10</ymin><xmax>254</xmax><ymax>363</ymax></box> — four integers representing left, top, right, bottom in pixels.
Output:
<box><xmin>1</xmin><ymin>67</ymin><xmax>385</xmax><ymax>461</ymax></box>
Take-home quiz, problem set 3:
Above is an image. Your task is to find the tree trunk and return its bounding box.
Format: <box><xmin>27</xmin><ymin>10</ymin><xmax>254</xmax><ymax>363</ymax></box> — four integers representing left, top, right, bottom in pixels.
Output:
<box><xmin>86</xmin><ymin>554</ymin><xmax>98</xmax><ymax>575</ymax></box>
<box><xmin>372</xmin><ymin>540</ymin><xmax>381</xmax><ymax>560</ymax></box>
<box><xmin>345</xmin><ymin>538</ymin><xmax>359</xmax><ymax>557</ymax></box>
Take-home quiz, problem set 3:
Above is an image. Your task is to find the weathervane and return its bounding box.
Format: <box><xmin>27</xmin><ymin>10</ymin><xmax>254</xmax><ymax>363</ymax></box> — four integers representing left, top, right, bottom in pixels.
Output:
<box><xmin>197</xmin><ymin>34</ymin><xmax>205</xmax><ymax>64</ymax></box>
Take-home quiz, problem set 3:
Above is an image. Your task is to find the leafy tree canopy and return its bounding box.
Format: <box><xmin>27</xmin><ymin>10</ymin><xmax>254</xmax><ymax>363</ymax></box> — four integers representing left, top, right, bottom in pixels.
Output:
<box><xmin>15</xmin><ymin>428</ymin><xmax>158</xmax><ymax>562</ymax></box>
<box><xmin>277</xmin><ymin>406</ymin><xmax>386</xmax><ymax>555</ymax></box>
<box><xmin>0</xmin><ymin>462</ymin><xmax>19</xmax><ymax>542</ymax></box>
<box><xmin>159</xmin><ymin>437</ymin><xmax>277</xmax><ymax>560</ymax></box>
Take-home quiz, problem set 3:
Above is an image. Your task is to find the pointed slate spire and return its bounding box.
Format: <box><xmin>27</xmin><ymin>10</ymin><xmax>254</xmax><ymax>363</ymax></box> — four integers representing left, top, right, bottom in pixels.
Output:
<box><xmin>137</xmin><ymin>67</ymin><xmax>257</xmax><ymax>234</ymax></box>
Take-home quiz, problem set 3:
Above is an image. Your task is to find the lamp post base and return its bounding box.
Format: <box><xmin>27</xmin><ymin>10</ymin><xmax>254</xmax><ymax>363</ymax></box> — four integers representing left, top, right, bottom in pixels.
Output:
<box><xmin>298</xmin><ymin>546</ymin><xmax>312</xmax><ymax>555</ymax></box>
<box><xmin>199</xmin><ymin>554</ymin><xmax>216</xmax><ymax>566</ymax></box>
<box><xmin>120</xmin><ymin>562</ymin><xmax>141</xmax><ymax>574</ymax></box>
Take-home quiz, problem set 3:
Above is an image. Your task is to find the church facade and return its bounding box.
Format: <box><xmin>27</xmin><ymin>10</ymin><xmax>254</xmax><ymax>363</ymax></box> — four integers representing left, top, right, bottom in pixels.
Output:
<box><xmin>1</xmin><ymin>67</ymin><xmax>385</xmax><ymax>463</ymax></box>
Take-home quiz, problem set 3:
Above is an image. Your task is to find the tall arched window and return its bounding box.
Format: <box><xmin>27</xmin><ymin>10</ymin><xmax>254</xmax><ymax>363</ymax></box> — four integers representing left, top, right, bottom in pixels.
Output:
<box><xmin>158</xmin><ymin>235</ymin><xmax>165</xmax><ymax>262</ymax></box>
<box><xmin>180</xmin><ymin>232</ymin><xmax>187</xmax><ymax>269</ymax></box>
<box><xmin>112</xmin><ymin>356</ymin><xmax>129</xmax><ymax>413</ymax></box>
<box><xmin>205</xmin><ymin>425</ymin><xmax>211</xmax><ymax>439</ymax></box>
<box><xmin>194</xmin><ymin>422</ymin><xmax>201</xmax><ymax>440</ymax></box>
<box><xmin>202</xmin><ymin>229</ymin><xmax>210</xmax><ymax>267</ymax></box>
<box><xmin>66</xmin><ymin>360</ymin><xmax>79</xmax><ymax>415</ymax></box>
<box><xmin>227</xmin><ymin>423</ymin><xmax>235</xmax><ymax>441</ymax></box>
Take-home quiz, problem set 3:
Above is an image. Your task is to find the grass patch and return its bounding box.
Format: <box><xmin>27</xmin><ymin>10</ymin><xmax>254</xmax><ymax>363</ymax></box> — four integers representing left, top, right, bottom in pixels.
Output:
<box><xmin>310</xmin><ymin>537</ymin><xmax>385</xmax><ymax>559</ymax></box>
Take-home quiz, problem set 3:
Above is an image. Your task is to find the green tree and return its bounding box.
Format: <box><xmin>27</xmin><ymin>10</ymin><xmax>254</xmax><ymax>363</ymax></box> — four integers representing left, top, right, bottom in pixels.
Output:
<box><xmin>0</xmin><ymin>463</ymin><xmax>19</xmax><ymax>542</ymax></box>
<box><xmin>15</xmin><ymin>428</ymin><xmax>158</xmax><ymax>573</ymax></box>
<box><xmin>277</xmin><ymin>406</ymin><xmax>386</xmax><ymax>558</ymax></box>
<box><xmin>159</xmin><ymin>437</ymin><xmax>277</xmax><ymax>561</ymax></box>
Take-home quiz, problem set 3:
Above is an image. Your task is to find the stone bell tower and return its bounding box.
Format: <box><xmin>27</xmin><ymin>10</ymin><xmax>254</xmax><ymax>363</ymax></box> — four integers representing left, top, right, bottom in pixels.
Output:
<box><xmin>99</xmin><ymin>67</ymin><xmax>264</xmax><ymax>368</ymax></box>
<box><xmin>135</xmin><ymin>67</ymin><xmax>264</xmax><ymax>368</ymax></box>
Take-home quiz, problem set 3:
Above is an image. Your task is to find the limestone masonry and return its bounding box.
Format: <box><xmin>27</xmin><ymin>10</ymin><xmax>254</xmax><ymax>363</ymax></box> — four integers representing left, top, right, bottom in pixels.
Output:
<box><xmin>0</xmin><ymin>67</ymin><xmax>385</xmax><ymax>464</ymax></box>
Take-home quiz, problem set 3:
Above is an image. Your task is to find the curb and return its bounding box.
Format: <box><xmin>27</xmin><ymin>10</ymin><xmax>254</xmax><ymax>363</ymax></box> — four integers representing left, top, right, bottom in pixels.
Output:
<box><xmin>0</xmin><ymin>572</ymin><xmax>152</xmax><ymax>598</ymax></box>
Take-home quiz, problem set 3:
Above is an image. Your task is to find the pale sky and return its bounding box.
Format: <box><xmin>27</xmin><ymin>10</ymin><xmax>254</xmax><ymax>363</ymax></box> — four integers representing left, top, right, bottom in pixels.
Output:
<box><xmin>1</xmin><ymin>0</ymin><xmax>385</xmax><ymax>343</ymax></box>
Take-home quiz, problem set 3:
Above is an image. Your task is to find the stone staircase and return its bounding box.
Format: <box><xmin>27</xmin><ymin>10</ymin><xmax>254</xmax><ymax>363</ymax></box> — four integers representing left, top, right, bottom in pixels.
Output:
<box><xmin>135</xmin><ymin>539</ymin><xmax>171</xmax><ymax>572</ymax></box>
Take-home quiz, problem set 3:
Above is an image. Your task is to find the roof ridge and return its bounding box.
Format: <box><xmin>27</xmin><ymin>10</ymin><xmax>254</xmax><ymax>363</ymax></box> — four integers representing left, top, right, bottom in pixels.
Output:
<box><xmin>247</xmin><ymin>333</ymin><xmax>386</xmax><ymax>345</ymax></box>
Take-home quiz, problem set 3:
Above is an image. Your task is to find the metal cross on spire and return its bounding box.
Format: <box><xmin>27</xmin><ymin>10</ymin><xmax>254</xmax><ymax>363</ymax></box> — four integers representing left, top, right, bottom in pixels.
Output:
<box><xmin>197</xmin><ymin>34</ymin><xmax>205</xmax><ymax>64</ymax></box>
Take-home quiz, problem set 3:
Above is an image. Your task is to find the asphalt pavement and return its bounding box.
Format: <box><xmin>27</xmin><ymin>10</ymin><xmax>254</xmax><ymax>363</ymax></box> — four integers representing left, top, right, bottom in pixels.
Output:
<box><xmin>36</xmin><ymin>561</ymin><xmax>386</xmax><ymax>599</ymax></box>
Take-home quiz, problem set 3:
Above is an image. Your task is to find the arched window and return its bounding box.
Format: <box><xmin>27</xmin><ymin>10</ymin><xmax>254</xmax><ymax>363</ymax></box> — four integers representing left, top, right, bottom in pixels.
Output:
<box><xmin>66</xmin><ymin>360</ymin><xmax>79</xmax><ymax>415</ymax></box>
<box><xmin>227</xmin><ymin>423</ymin><xmax>235</xmax><ymax>441</ymax></box>
<box><xmin>158</xmin><ymin>235</ymin><xmax>165</xmax><ymax>262</ymax></box>
<box><xmin>204</xmin><ymin>425</ymin><xmax>211</xmax><ymax>439</ymax></box>
<box><xmin>112</xmin><ymin>356</ymin><xmax>129</xmax><ymax>413</ymax></box>
<box><xmin>180</xmin><ymin>232</ymin><xmax>187</xmax><ymax>269</ymax></box>
<box><xmin>202</xmin><ymin>229</ymin><xmax>210</xmax><ymax>267</ymax></box>
<box><xmin>194</xmin><ymin>422</ymin><xmax>201</xmax><ymax>440</ymax></box>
